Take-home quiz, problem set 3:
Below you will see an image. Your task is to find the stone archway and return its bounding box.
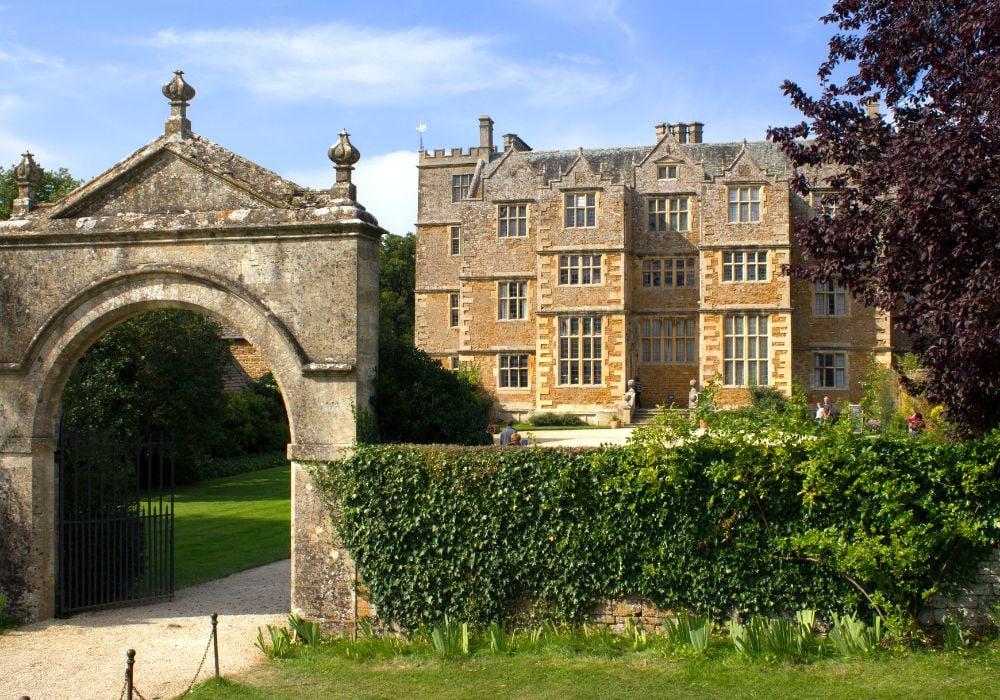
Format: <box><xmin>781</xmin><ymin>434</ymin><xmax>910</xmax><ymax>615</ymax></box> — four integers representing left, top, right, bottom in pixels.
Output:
<box><xmin>0</xmin><ymin>71</ymin><xmax>381</xmax><ymax>625</ymax></box>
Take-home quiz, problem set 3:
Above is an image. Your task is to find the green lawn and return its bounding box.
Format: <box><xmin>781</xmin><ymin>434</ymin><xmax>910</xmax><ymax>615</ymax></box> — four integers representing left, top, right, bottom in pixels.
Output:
<box><xmin>173</xmin><ymin>459</ymin><xmax>291</xmax><ymax>589</ymax></box>
<box><xmin>188</xmin><ymin>642</ymin><xmax>1000</xmax><ymax>699</ymax></box>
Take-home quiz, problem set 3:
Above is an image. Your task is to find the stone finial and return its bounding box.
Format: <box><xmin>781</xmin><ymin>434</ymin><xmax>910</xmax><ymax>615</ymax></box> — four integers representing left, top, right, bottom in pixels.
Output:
<box><xmin>12</xmin><ymin>151</ymin><xmax>43</xmax><ymax>216</ymax></box>
<box><xmin>328</xmin><ymin>130</ymin><xmax>361</xmax><ymax>200</ymax></box>
<box><xmin>162</xmin><ymin>70</ymin><xmax>196</xmax><ymax>138</ymax></box>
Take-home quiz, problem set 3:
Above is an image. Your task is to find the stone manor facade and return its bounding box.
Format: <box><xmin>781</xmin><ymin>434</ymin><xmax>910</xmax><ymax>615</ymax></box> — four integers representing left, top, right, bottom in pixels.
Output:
<box><xmin>416</xmin><ymin>117</ymin><xmax>903</xmax><ymax>421</ymax></box>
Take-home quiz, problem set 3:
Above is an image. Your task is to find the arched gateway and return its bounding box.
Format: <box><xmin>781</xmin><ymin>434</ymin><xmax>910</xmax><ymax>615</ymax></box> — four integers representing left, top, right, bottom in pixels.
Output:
<box><xmin>0</xmin><ymin>72</ymin><xmax>382</xmax><ymax>624</ymax></box>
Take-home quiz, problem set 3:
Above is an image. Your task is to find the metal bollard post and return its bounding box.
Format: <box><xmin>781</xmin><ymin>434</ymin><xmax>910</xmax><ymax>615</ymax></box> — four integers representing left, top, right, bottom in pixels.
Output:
<box><xmin>212</xmin><ymin>613</ymin><xmax>220</xmax><ymax>678</ymax></box>
<box><xmin>125</xmin><ymin>649</ymin><xmax>136</xmax><ymax>700</ymax></box>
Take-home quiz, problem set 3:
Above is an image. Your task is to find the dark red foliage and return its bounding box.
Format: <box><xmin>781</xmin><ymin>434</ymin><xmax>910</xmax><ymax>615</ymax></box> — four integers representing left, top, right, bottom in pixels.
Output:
<box><xmin>769</xmin><ymin>0</ymin><xmax>1000</xmax><ymax>434</ymax></box>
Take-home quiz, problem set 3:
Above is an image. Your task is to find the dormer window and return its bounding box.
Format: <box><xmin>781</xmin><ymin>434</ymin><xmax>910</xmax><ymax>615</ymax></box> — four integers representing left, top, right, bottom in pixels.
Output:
<box><xmin>657</xmin><ymin>164</ymin><xmax>678</xmax><ymax>180</ymax></box>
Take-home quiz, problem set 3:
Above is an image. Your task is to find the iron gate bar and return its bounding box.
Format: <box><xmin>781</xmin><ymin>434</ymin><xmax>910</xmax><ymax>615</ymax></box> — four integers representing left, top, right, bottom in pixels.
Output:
<box><xmin>56</xmin><ymin>432</ymin><xmax>175</xmax><ymax>616</ymax></box>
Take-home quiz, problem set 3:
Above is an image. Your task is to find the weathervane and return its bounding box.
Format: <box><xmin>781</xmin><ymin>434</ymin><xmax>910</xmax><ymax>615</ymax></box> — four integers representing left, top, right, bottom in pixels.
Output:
<box><xmin>417</xmin><ymin>122</ymin><xmax>427</xmax><ymax>151</ymax></box>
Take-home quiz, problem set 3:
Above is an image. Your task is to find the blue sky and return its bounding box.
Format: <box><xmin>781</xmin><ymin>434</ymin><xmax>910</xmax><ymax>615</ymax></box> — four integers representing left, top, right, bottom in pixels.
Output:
<box><xmin>1</xmin><ymin>0</ymin><xmax>836</xmax><ymax>234</ymax></box>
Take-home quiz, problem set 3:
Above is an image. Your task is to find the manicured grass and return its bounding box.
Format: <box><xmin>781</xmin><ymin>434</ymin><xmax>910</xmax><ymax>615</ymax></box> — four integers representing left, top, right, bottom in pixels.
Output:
<box><xmin>189</xmin><ymin>641</ymin><xmax>1000</xmax><ymax>699</ymax></box>
<box><xmin>173</xmin><ymin>459</ymin><xmax>290</xmax><ymax>589</ymax></box>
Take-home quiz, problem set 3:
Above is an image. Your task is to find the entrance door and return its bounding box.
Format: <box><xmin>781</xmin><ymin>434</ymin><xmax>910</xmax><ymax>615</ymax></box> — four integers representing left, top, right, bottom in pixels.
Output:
<box><xmin>56</xmin><ymin>433</ymin><xmax>174</xmax><ymax>615</ymax></box>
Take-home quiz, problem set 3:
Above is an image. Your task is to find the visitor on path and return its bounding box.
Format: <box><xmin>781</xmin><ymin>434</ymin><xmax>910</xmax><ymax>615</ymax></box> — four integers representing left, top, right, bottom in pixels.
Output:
<box><xmin>908</xmin><ymin>411</ymin><xmax>925</xmax><ymax>436</ymax></box>
<box><xmin>499</xmin><ymin>420</ymin><xmax>516</xmax><ymax>446</ymax></box>
<box><xmin>508</xmin><ymin>430</ymin><xmax>522</xmax><ymax>446</ymax></box>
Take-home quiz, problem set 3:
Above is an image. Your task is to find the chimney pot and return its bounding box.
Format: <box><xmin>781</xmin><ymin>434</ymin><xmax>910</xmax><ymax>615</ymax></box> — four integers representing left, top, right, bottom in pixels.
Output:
<box><xmin>688</xmin><ymin>122</ymin><xmax>704</xmax><ymax>144</ymax></box>
<box><xmin>479</xmin><ymin>115</ymin><xmax>494</xmax><ymax>151</ymax></box>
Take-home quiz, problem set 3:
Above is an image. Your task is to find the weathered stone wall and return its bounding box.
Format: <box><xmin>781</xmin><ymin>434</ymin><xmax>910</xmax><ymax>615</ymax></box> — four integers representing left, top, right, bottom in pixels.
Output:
<box><xmin>222</xmin><ymin>339</ymin><xmax>272</xmax><ymax>392</ymax></box>
<box><xmin>918</xmin><ymin>550</ymin><xmax>1000</xmax><ymax>632</ymax></box>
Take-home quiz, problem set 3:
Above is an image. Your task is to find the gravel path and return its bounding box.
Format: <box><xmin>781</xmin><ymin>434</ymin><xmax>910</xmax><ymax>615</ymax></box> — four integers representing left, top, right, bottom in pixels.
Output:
<box><xmin>0</xmin><ymin>559</ymin><xmax>290</xmax><ymax>700</ymax></box>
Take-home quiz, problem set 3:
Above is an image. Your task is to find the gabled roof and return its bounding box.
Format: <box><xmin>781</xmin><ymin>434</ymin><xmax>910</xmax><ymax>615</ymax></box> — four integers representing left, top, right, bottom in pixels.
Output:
<box><xmin>483</xmin><ymin>141</ymin><xmax>791</xmax><ymax>187</ymax></box>
<box><xmin>45</xmin><ymin>132</ymin><xmax>307</xmax><ymax>219</ymax></box>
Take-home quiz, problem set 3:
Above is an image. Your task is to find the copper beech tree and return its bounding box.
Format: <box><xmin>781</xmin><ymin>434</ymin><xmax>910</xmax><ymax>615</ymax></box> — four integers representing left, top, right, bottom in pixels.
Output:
<box><xmin>769</xmin><ymin>0</ymin><xmax>1000</xmax><ymax>434</ymax></box>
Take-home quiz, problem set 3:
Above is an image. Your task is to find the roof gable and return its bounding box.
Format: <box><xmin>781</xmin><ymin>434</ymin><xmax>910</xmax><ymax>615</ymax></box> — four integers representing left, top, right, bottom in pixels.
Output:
<box><xmin>47</xmin><ymin>135</ymin><xmax>305</xmax><ymax>219</ymax></box>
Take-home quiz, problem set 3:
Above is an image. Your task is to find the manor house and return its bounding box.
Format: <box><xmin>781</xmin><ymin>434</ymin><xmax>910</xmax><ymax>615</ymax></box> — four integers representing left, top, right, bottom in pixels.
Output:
<box><xmin>415</xmin><ymin>117</ymin><xmax>902</xmax><ymax>422</ymax></box>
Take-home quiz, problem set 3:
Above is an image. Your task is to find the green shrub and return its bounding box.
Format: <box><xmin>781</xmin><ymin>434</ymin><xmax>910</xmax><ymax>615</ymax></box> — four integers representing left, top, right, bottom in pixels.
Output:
<box><xmin>313</xmin><ymin>422</ymin><xmax>1000</xmax><ymax>632</ymax></box>
<box><xmin>221</xmin><ymin>373</ymin><xmax>289</xmax><ymax>455</ymax></box>
<box><xmin>373</xmin><ymin>337</ymin><xmax>492</xmax><ymax>446</ymax></box>
<box><xmin>528</xmin><ymin>412</ymin><xmax>585</xmax><ymax>427</ymax></box>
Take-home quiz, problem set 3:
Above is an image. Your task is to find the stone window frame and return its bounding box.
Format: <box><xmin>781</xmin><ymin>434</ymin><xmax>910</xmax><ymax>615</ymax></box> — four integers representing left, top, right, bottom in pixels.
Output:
<box><xmin>814</xmin><ymin>351</ymin><xmax>847</xmax><ymax>389</ymax></box>
<box><xmin>642</xmin><ymin>256</ymin><xmax>696</xmax><ymax>288</ymax></box>
<box><xmin>640</xmin><ymin>317</ymin><xmax>697</xmax><ymax>364</ymax></box>
<box><xmin>727</xmin><ymin>185</ymin><xmax>762</xmax><ymax>223</ymax></box>
<box><xmin>497</xmin><ymin>204</ymin><xmax>528</xmax><ymax>238</ymax></box>
<box><xmin>724</xmin><ymin>314</ymin><xmax>770</xmax><ymax>386</ymax></box>
<box><xmin>810</xmin><ymin>189</ymin><xmax>839</xmax><ymax>219</ymax></box>
<box><xmin>450</xmin><ymin>225</ymin><xmax>461</xmax><ymax>255</ymax></box>
<box><xmin>498</xmin><ymin>353</ymin><xmax>530</xmax><ymax>389</ymax></box>
<box><xmin>814</xmin><ymin>281</ymin><xmax>847</xmax><ymax>316</ymax></box>
<box><xmin>449</xmin><ymin>356</ymin><xmax>460</xmax><ymax>371</ymax></box>
<box><xmin>657</xmin><ymin>164</ymin><xmax>679</xmax><ymax>181</ymax></box>
<box><xmin>558</xmin><ymin>315</ymin><xmax>603</xmax><ymax>386</ymax></box>
<box><xmin>564</xmin><ymin>191</ymin><xmax>597</xmax><ymax>228</ymax></box>
<box><xmin>449</xmin><ymin>293</ymin><xmax>459</xmax><ymax>327</ymax></box>
<box><xmin>722</xmin><ymin>250</ymin><xmax>768</xmax><ymax>282</ymax></box>
<box><xmin>498</xmin><ymin>281</ymin><xmax>528</xmax><ymax>321</ymax></box>
<box><xmin>451</xmin><ymin>173</ymin><xmax>473</xmax><ymax>202</ymax></box>
<box><xmin>558</xmin><ymin>254</ymin><xmax>602</xmax><ymax>286</ymax></box>
<box><xmin>647</xmin><ymin>196</ymin><xmax>690</xmax><ymax>232</ymax></box>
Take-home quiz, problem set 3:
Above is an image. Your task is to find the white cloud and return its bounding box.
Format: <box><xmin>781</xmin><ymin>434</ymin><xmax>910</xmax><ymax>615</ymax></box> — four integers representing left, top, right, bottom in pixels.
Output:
<box><xmin>146</xmin><ymin>23</ymin><xmax>628</xmax><ymax>105</ymax></box>
<box><xmin>0</xmin><ymin>44</ymin><xmax>66</xmax><ymax>71</ymax></box>
<box><xmin>285</xmin><ymin>150</ymin><xmax>417</xmax><ymax>235</ymax></box>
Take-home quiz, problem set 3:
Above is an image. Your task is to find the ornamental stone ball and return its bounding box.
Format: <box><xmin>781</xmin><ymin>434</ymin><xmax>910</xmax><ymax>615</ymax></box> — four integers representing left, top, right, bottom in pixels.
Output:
<box><xmin>11</xmin><ymin>151</ymin><xmax>43</xmax><ymax>215</ymax></box>
<box><xmin>328</xmin><ymin>130</ymin><xmax>361</xmax><ymax>200</ymax></box>
<box><xmin>162</xmin><ymin>70</ymin><xmax>195</xmax><ymax>137</ymax></box>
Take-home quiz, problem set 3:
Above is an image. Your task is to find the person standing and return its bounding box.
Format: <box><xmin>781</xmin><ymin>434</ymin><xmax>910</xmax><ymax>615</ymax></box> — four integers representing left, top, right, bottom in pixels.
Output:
<box><xmin>499</xmin><ymin>420</ymin><xmax>516</xmax><ymax>446</ymax></box>
<box><xmin>908</xmin><ymin>411</ymin><xmax>925</xmax><ymax>436</ymax></box>
<box><xmin>633</xmin><ymin>376</ymin><xmax>643</xmax><ymax>409</ymax></box>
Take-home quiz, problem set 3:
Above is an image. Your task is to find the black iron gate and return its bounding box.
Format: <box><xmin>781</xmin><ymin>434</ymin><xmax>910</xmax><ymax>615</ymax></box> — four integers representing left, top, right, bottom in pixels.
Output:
<box><xmin>56</xmin><ymin>433</ymin><xmax>175</xmax><ymax>615</ymax></box>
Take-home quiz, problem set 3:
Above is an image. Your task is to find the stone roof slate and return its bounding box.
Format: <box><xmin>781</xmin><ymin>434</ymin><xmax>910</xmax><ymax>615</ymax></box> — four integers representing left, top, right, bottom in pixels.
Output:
<box><xmin>485</xmin><ymin>140</ymin><xmax>794</xmax><ymax>186</ymax></box>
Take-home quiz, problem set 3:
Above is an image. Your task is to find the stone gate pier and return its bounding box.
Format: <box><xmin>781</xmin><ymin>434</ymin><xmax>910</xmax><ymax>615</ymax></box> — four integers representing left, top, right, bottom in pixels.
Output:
<box><xmin>0</xmin><ymin>71</ymin><xmax>382</xmax><ymax>623</ymax></box>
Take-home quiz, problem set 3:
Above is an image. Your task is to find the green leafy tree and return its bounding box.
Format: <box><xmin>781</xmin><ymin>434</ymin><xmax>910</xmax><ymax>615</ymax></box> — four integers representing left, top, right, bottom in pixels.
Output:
<box><xmin>61</xmin><ymin>310</ymin><xmax>230</xmax><ymax>482</ymax></box>
<box><xmin>768</xmin><ymin>0</ymin><xmax>1000</xmax><ymax>434</ymax></box>
<box><xmin>379</xmin><ymin>233</ymin><xmax>416</xmax><ymax>344</ymax></box>
<box><xmin>0</xmin><ymin>164</ymin><xmax>81</xmax><ymax>220</ymax></box>
<box><xmin>372</xmin><ymin>233</ymin><xmax>492</xmax><ymax>445</ymax></box>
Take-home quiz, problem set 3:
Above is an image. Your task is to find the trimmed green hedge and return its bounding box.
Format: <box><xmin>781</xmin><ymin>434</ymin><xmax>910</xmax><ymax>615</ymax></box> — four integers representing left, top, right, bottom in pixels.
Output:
<box><xmin>313</xmin><ymin>416</ymin><xmax>1000</xmax><ymax>632</ymax></box>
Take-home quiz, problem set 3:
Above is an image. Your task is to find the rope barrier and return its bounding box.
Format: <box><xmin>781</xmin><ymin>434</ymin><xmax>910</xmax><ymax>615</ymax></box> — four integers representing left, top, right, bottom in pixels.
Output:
<box><xmin>110</xmin><ymin>614</ymin><xmax>220</xmax><ymax>700</ymax></box>
<box><xmin>183</xmin><ymin>613</ymin><xmax>218</xmax><ymax>695</ymax></box>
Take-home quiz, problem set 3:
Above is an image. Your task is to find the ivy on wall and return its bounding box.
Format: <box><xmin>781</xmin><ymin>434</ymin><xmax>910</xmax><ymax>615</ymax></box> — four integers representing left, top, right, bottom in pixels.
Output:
<box><xmin>312</xmin><ymin>417</ymin><xmax>1000</xmax><ymax>632</ymax></box>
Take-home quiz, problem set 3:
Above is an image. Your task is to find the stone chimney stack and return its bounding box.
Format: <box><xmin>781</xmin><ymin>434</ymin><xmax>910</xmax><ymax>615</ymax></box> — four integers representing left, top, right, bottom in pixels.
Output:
<box><xmin>11</xmin><ymin>151</ymin><xmax>43</xmax><ymax>216</ymax></box>
<box><xmin>502</xmin><ymin>133</ymin><xmax>532</xmax><ymax>152</ymax></box>
<box><xmin>479</xmin><ymin>115</ymin><xmax>495</xmax><ymax>150</ymax></box>
<box><xmin>670</xmin><ymin>122</ymin><xmax>688</xmax><ymax>144</ymax></box>
<box><xmin>328</xmin><ymin>129</ymin><xmax>361</xmax><ymax>201</ymax></box>
<box><xmin>162</xmin><ymin>70</ymin><xmax>195</xmax><ymax>138</ymax></box>
<box><xmin>655</xmin><ymin>123</ymin><xmax>668</xmax><ymax>140</ymax></box>
<box><xmin>864</xmin><ymin>94</ymin><xmax>880</xmax><ymax>120</ymax></box>
<box><xmin>688</xmin><ymin>122</ymin><xmax>704</xmax><ymax>144</ymax></box>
